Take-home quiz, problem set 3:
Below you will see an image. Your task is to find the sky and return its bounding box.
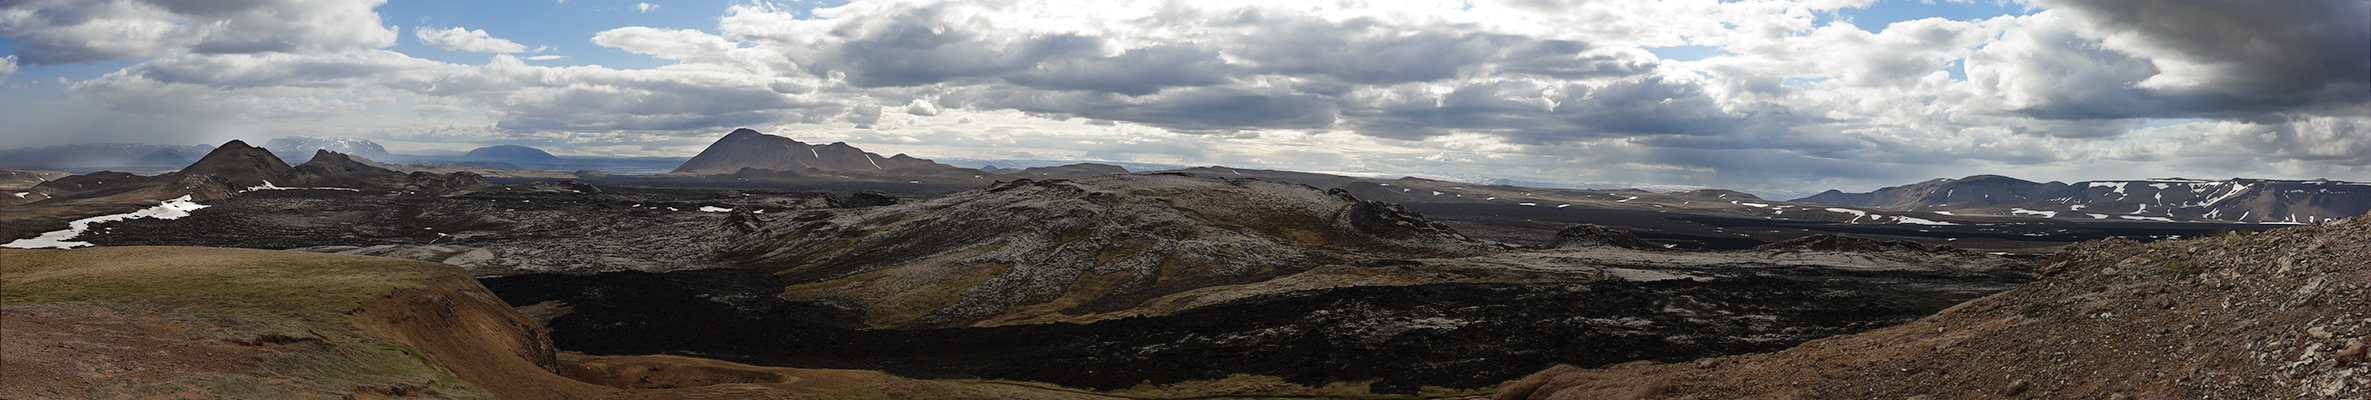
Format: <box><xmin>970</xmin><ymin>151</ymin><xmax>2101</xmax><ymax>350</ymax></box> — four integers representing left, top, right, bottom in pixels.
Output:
<box><xmin>0</xmin><ymin>0</ymin><xmax>2365</xmax><ymax>198</ymax></box>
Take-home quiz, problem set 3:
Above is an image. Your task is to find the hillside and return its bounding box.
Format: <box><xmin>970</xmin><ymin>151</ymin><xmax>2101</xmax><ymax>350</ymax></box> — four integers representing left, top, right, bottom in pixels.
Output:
<box><xmin>673</xmin><ymin>128</ymin><xmax>941</xmax><ymax>174</ymax></box>
<box><xmin>1496</xmin><ymin>217</ymin><xmax>2371</xmax><ymax>399</ymax></box>
<box><xmin>730</xmin><ymin>173</ymin><xmax>1496</xmax><ymax>328</ymax></box>
<box><xmin>2</xmin><ymin>142</ymin><xmax>500</xmax><ymax>243</ymax></box>
<box><xmin>0</xmin><ymin>246</ymin><xmax>1124</xmax><ymax>400</ymax></box>
<box><xmin>1795</xmin><ymin>175</ymin><xmax>2371</xmax><ymax>224</ymax></box>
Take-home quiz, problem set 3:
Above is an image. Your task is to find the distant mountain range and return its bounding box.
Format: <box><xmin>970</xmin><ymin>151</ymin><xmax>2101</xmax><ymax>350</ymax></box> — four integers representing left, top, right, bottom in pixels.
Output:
<box><xmin>8</xmin><ymin>130</ymin><xmax>2365</xmax><ymax>225</ymax></box>
<box><xmin>1792</xmin><ymin>175</ymin><xmax>2371</xmax><ymax>224</ymax></box>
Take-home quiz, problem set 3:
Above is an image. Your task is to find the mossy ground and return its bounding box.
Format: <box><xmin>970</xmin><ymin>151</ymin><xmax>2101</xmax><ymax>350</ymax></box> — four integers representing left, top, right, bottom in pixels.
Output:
<box><xmin>2</xmin><ymin>246</ymin><xmax>492</xmax><ymax>399</ymax></box>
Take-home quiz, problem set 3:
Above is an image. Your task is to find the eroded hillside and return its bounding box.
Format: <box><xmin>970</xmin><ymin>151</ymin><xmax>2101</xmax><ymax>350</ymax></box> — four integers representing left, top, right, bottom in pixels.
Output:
<box><xmin>732</xmin><ymin>173</ymin><xmax>1497</xmax><ymax>328</ymax></box>
<box><xmin>1496</xmin><ymin>217</ymin><xmax>2371</xmax><ymax>399</ymax></box>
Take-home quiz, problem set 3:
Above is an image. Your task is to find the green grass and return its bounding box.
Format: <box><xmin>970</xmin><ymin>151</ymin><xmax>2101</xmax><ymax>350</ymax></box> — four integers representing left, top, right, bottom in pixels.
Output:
<box><xmin>1</xmin><ymin>246</ymin><xmax>494</xmax><ymax>399</ymax></box>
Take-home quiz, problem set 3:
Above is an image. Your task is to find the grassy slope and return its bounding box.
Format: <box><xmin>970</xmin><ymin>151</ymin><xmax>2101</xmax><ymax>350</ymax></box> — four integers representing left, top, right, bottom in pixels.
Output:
<box><xmin>2</xmin><ymin>246</ymin><xmax>495</xmax><ymax>398</ymax></box>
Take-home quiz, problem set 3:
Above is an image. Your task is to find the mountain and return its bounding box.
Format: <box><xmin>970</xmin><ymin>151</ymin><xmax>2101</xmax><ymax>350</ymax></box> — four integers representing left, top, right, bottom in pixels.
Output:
<box><xmin>461</xmin><ymin>145</ymin><xmax>561</xmax><ymax>164</ymax></box>
<box><xmin>167</xmin><ymin>140</ymin><xmax>293</xmax><ymax>190</ymax></box>
<box><xmin>671</xmin><ymin>128</ymin><xmax>940</xmax><ymax>174</ymax></box>
<box><xmin>24</xmin><ymin>141</ymin><xmax>494</xmax><ymax>204</ymax></box>
<box><xmin>265</xmin><ymin>136</ymin><xmax>393</xmax><ymax>163</ymax></box>
<box><xmin>1793</xmin><ymin>175</ymin><xmax>2072</xmax><ymax>208</ymax></box>
<box><xmin>1793</xmin><ymin>175</ymin><xmax>2371</xmax><ymax>223</ymax></box>
<box><xmin>0</xmin><ymin>143</ymin><xmax>217</xmax><ymax>169</ymax></box>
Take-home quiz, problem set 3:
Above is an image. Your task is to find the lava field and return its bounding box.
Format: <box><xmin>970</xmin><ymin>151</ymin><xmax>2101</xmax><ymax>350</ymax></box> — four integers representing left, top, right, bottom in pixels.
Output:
<box><xmin>481</xmin><ymin>266</ymin><xmax>2025</xmax><ymax>393</ymax></box>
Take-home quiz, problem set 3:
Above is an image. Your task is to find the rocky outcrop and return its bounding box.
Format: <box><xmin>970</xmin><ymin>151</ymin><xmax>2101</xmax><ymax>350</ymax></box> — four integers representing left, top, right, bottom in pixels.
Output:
<box><xmin>1495</xmin><ymin>217</ymin><xmax>2371</xmax><ymax>399</ymax></box>
<box><xmin>1542</xmin><ymin>224</ymin><xmax>1664</xmax><ymax>251</ymax></box>
<box><xmin>731</xmin><ymin>173</ymin><xmax>1492</xmax><ymax>328</ymax></box>
<box><xmin>672</xmin><ymin>128</ymin><xmax>940</xmax><ymax>174</ymax></box>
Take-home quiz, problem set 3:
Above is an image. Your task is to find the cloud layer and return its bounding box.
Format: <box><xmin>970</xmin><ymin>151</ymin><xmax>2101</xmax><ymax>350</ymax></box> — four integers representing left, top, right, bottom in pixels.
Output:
<box><xmin>414</xmin><ymin>27</ymin><xmax>528</xmax><ymax>53</ymax></box>
<box><xmin>1</xmin><ymin>0</ymin><xmax>2365</xmax><ymax>196</ymax></box>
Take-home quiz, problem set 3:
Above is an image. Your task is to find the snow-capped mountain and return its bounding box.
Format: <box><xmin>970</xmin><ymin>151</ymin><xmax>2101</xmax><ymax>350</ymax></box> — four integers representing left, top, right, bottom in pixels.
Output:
<box><xmin>265</xmin><ymin>136</ymin><xmax>393</xmax><ymax>162</ymax></box>
<box><xmin>1795</xmin><ymin>175</ymin><xmax>2371</xmax><ymax>223</ymax></box>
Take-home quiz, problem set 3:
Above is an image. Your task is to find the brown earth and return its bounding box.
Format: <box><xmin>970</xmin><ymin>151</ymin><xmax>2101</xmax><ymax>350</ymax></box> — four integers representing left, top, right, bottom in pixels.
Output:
<box><xmin>1495</xmin><ymin>217</ymin><xmax>2371</xmax><ymax>400</ymax></box>
<box><xmin>0</xmin><ymin>246</ymin><xmax>1118</xmax><ymax>400</ymax></box>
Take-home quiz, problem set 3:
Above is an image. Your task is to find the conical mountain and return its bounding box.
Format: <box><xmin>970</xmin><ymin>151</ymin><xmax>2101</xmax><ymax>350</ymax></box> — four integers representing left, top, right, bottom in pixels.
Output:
<box><xmin>672</xmin><ymin>128</ymin><xmax>941</xmax><ymax>174</ymax></box>
<box><xmin>167</xmin><ymin>140</ymin><xmax>292</xmax><ymax>189</ymax></box>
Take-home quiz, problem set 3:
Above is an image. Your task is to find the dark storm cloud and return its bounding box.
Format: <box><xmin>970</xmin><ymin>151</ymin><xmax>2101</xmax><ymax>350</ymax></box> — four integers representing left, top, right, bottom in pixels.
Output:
<box><xmin>0</xmin><ymin>0</ymin><xmax>394</xmax><ymax>65</ymax></box>
<box><xmin>2008</xmin><ymin>0</ymin><xmax>2370</xmax><ymax>120</ymax></box>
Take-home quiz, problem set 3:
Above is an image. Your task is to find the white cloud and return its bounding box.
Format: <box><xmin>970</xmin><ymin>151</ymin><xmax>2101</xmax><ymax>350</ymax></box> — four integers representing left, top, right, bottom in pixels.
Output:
<box><xmin>414</xmin><ymin>27</ymin><xmax>528</xmax><ymax>53</ymax></box>
<box><xmin>0</xmin><ymin>0</ymin><xmax>396</xmax><ymax>65</ymax></box>
<box><xmin>0</xmin><ymin>56</ymin><xmax>17</xmax><ymax>84</ymax></box>
<box><xmin>636</xmin><ymin>3</ymin><xmax>658</xmax><ymax>13</ymax></box>
<box><xmin>3</xmin><ymin>0</ymin><xmax>2365</xmax><ymax>195</ymax></box>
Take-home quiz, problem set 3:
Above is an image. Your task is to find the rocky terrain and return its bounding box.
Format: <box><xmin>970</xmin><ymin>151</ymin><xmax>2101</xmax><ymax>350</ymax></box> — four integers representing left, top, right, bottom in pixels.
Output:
<box><xmin>481</xmin><ymin>259</ymin><xmax>2022</xmax><ymax>394</ymax></box>
<box><xmin>1164</xmin><ymin>167</ymin><xmax>2292</xmax><ymax>254</ymax></box>
<box><xmin>55</xmin><ymin>185</ymin><xmax>852</xmax><ymax>276</ymax></box>
<box><xmin>0</xmin><ymin>168</ymin><xmax>72</xmax><ymax>206</ymax></box>
<box><xmin>0</xmin><ymin>141</ymin><xmax>504</xmax><ymax>244</ymax></box>
<box><xmin>729</xmin><ymin>173</ymin><xmax>1503</xmax><ymax>328</ymax></box>
<box><xmin>1497</xmin><ymin>216</ymin><xmax>2371</xmax><ymax>399</ymax></box>
<box><xmin>1797</xmin><ymin>174</ymin><xmax>2371</xmax><ymax>224</ymax></box>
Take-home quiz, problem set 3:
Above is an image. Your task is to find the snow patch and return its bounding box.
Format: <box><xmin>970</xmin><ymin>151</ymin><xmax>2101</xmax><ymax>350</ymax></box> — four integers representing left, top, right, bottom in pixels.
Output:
<box><xmin>2088</xmin><ymin>213</ymin><xmax>2111</xmax><ymax>219</ymax></box>
<box><xmin>1517</xmin><ymin>203</ymin><xmax>1537</xmax><ymax>206</ymax></box>
<box><xmin>4</xmin><ymin>196</ymin><xmax>209</xmax><ymax>249</ymax></box>
<box><xmin>698</xmin><ymin>206</ymin><xmax>733</xmax><ymax>213</ymax></box>
<box><xmin>242</xmin><ymin>181</ymin><xmax>360</xmax><ymax>192</ymax></box>
<box><xmin>1891</xmin><ymin>216</ymin><xmax>1958</xmax><ymax>226</ymax></box>
<box><xmin>1933</xmin><ymin>211</ymin><xmax>1954</xmax><ymax>215</ymax></box>
<box><xmin>2010</xmin><ymin>208</ymin><xmax>2057</xmax><ymax>218</ymax></box>
<box><xmin>2119</xmin><ymin>215</ymin><xmax>2175</xmax><ymax>222</ymax></box>
<box><xmin>1740</xmin><ymin>202</ymin><xmax>1769</xmax><ymax>208</ymax></box>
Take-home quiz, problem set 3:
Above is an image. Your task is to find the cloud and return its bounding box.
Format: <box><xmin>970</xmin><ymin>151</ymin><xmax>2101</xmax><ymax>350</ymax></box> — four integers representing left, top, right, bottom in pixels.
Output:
<box><xmin>3</xmin><ymin>0</ymin><xmax>2366</xmax><ymax>196</ymax></box>
<box><xmin>414</xmin><ymin>27</ymin><xmax>528</xmax><ymax>53</ymax></box>
<box><xmin>1970</xmin><ymin>1</ymin><xmax>2370</xmax><ymax>121</ymax></box>
<box><xmin>0</xmin><ymin>55</ymin><xmax>16</xmax><ymax>84</ymax></box>
<box><xmin>0</xmin><ymin>0</ymin><xmax>396</xmax><ymax>65</ymax></box>
<box><xmin>636</xmin><ymin>3</ymin><xmax>658</xmax><ymax>13</ymax></box>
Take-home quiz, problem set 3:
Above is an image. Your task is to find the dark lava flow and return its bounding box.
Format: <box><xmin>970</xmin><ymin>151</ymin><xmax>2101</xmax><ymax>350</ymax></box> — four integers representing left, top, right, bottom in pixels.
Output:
<box><xmin>480</xmin><ymin>267</ymin><xmax>2024</xmax><ymax>393</ymax></box>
